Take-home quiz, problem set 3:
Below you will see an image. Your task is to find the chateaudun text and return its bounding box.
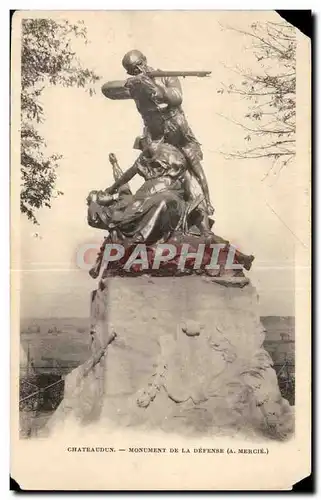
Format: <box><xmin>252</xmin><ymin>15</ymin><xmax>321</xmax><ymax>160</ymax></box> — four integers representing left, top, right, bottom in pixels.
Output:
<box><xmin>67</xmin><ymin>446</ymin><xmax>269</xmax><ymax>454</ymax></box>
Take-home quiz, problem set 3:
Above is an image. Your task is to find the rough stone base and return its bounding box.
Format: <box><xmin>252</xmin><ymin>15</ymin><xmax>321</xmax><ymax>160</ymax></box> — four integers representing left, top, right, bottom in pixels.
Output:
<box><xmin>47</xmin><ymin>276</ymin><xmax>294</xmax><ymax>440</ymax></box>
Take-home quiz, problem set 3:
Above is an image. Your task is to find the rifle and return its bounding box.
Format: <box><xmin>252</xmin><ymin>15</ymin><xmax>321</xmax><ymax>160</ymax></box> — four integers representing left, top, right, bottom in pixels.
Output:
<box><xmin>101</xmin><ymin>71</ymin><xmax>211</xmax><ymax>100</ymax></box>
<box><xmin>146</xmin><ymin>70</ymin><xmax>211</xmax><ymax>79</ymax></box>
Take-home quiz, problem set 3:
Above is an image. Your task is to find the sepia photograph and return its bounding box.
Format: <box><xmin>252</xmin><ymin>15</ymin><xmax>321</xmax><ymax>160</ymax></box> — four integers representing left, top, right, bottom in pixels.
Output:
<box><xmin>11</xmin><ymin>9</ymin><xmax>311</xmax><ymax>490</ymax></box>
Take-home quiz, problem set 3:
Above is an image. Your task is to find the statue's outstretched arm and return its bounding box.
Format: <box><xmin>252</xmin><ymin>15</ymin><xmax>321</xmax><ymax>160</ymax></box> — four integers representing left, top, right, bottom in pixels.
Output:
<box><xmin>106</xmin><ymin>164</ymin><xmax>138</xmax><ymax>194</ymax></box>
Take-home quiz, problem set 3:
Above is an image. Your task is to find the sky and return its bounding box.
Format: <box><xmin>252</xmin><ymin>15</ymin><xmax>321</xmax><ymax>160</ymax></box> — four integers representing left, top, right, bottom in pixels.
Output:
<box><xmin>17</xmin><ymin>11</ymin><xmax>310</xmax><ymax>318</ymax></box>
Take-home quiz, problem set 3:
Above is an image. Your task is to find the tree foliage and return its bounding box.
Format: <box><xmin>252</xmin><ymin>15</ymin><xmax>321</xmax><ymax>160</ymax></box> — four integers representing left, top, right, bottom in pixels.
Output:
<box><xmin>218</xmin><ymin>21</ymin><xmax>296</xmax><ymax>176</ymax></box>
<box><xmin>21</xmin><ymin>18</ymin><xmax>100</xmax><ymax>223</ymax></box>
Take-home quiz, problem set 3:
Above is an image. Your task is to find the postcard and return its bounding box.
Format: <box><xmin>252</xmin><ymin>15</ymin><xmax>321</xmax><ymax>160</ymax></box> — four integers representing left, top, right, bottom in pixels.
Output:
<box><xmin>11</xmin><ymin>10</ymin><xmax>311</xmax><ymax>490</ymax></box>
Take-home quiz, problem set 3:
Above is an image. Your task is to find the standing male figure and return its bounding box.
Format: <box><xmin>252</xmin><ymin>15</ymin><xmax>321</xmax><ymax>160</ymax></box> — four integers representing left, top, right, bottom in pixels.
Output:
<box><xmin>101</xmin><ymin>50</ymin><xmax>214</xmax><ymax>225</ymax></box>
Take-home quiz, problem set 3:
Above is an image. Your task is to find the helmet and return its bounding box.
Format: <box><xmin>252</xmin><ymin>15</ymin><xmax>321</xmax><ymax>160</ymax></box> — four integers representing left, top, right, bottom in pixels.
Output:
<box><xmin>122</xmin><ymin>50</ymin><xmax>147</xmax><ymax>75</ymax></box>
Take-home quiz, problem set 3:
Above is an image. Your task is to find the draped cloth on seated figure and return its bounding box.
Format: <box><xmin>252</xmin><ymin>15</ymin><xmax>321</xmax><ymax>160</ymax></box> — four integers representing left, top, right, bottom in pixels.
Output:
<box><xmin>87</xmin><ymin>142</ymin><xmax>254</xmax><ymax>272</ymax></box>
<box><xmin>101</xmin><ymin>49</ymin><xmax>214</xmax><ymax>220</ymax></box>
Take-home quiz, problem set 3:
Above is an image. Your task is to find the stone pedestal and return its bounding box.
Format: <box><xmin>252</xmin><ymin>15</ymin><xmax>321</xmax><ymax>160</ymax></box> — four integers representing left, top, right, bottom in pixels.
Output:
<box><xmin>48</xmin><ymin>276</ymin><xmax>294</xmax><ymax>440</ymax></box>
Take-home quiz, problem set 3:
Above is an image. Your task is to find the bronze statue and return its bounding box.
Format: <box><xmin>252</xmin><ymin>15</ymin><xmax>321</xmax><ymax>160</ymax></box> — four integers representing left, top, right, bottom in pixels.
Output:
<box><xmin>101</xmin><ymin>49</ymin><xmax>214</xmax><ymax>223</ymax></box>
